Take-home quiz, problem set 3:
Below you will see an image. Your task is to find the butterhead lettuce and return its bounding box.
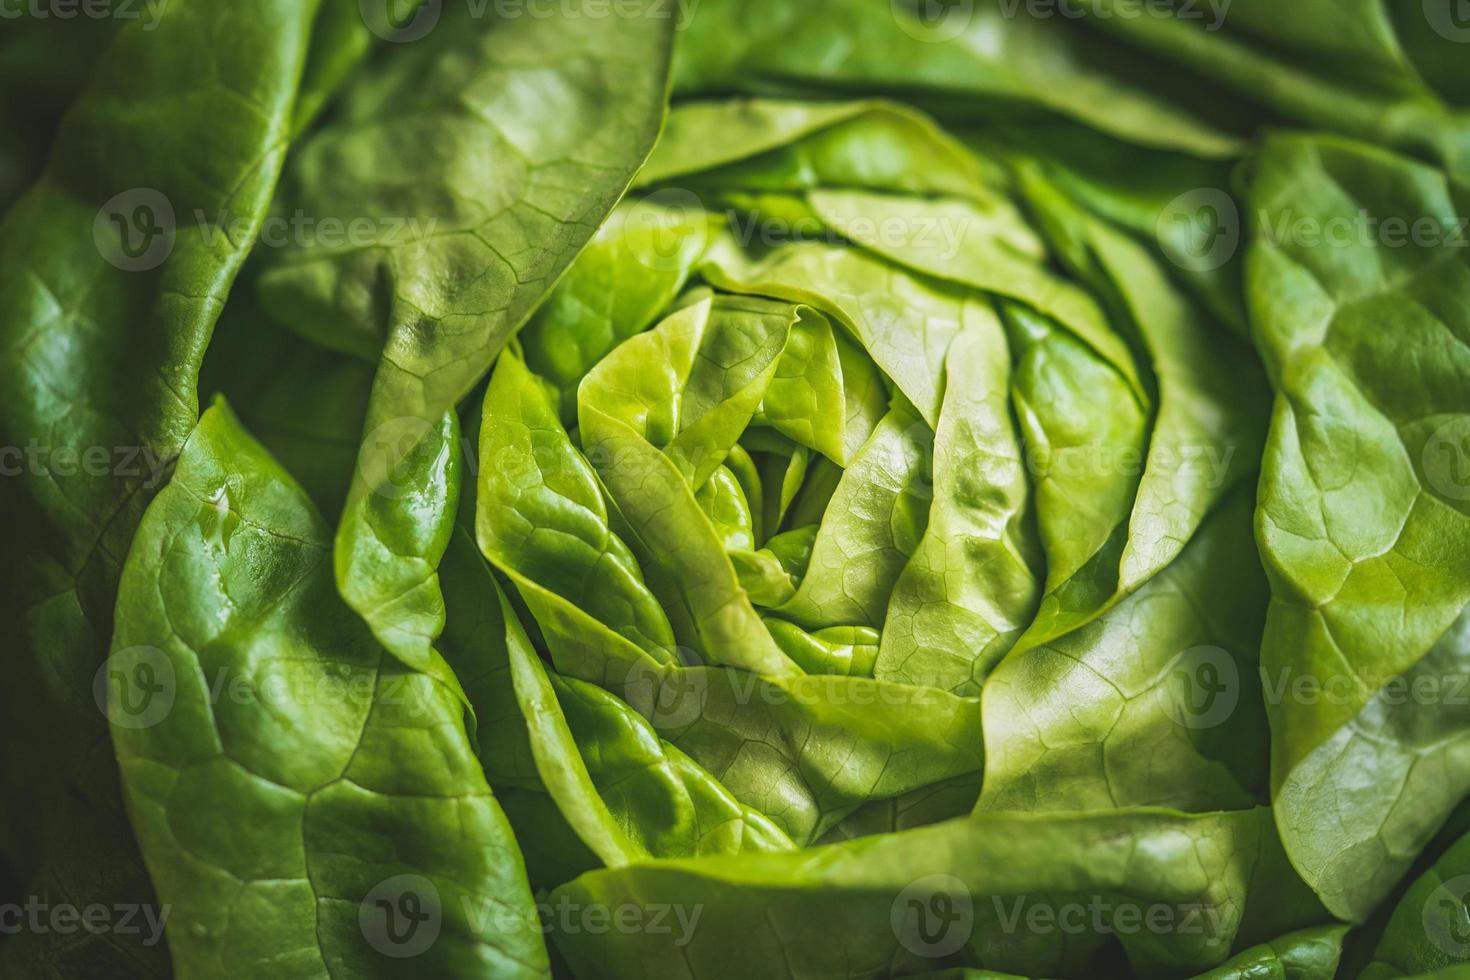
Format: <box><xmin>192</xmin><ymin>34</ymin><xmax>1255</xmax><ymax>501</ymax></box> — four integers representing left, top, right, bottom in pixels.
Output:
<box><xmin>0</xmin><ymin>1</ymin><xmax>1467</xmax><ymax>979</ymax></box>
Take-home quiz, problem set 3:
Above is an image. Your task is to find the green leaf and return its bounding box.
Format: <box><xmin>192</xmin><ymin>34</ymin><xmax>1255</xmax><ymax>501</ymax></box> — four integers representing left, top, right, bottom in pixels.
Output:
<box><xmin>805</xmin><ymin>187</ymin><xmax>1144</xmax><ymax>401</ymax></box>
<box><xmin>256</xmin><ymin>0</ymin><xmax>675</xmax><ymax>519</ymax></box>
<box><xmin>335</xmin><ymin>408</ymin><xmax>473</xmax><ymax>703</ymax></box>
<box><xmin>1074</xmin><ymin>0</ymin><xmax>1470</xmax><ymax>180</ymax></box>
<box><xmin>1005</xmin><ymin>162</ymin><xmax>1270</xmax><ymax>656</ymax></box>
<box><xmin>110</xmin><ymin>400</ymin><xmax>548</xmax><ymax>977</ymax></box>
<box><xmin>758</xmin><ymin>309</ymin><xmax>849</xmax><ymax>464</ymax></box>
<box><xmin>673</xmin><ymin>0</ymin><xmax>1243</xmax><ymax>157</ymax></box>
<box><xmin>477</xmin><ymin>350</ymin><xmax>676</xmax><ymax>663</ymax></box>
<box><xmin>199</xmin><ymin>301</ymin><xmax>373</xmax><ymax>522</ymax></box>
<box><xmin>549</xmin><ymin>673</ymin><xmax>796</xmax><ymax>860</ymax></box>
<box><xmin>963</xmin><ymin>121</ymin><xmax>1250</xmax><ymax>337</ymax></box>
<box><xmin>584</xmin><ymin>663</ymin><xmax>986</xmax><ymax>846</ymax></box>
<box><xmin>440</xmin><ymin>525</ymin><xmax>638</xmax><ymax>877</ymax></box>
<box><xmin>551</xmin><ymin>806</ymin><xmax>1320</xmax><ymax>978</ymax></box>
<box><xmin>1247</xmin><ymin>133</ymin><xmax>1470</xmax><ymax>921</ymax></box>
<box><xmin>1360</xmin><ymin>826</ymin><xmax>1470</xmax><ymax>979</ymax></box>
<box><xmin>774</xmin><ymin>402</ymin><xmax>933</xmax><ymax>629</ymax></box>
<box><xmin>1189</xmin><ymin>926</ymin><xmax>1346</xmax><ymax>980</ymax></box>
<box><xmin>577</xmin><ymin>295</ymin><xmax>802</xmax><ymax>676</ymax></box>
<box><xmin>0</xmin><ymin>1</ymin><xmax>326</xmax><ymax>973</ymax></box>
<box><xmin>639</xmin><ymin>98</ymin><xmax>1000</xmax><ymax>200</ymax></box>
<box><xmin>766</xmin><ymin>620</ymin><xmax>880</xmax><ymax>677</ymax></box>
<box><xmin>519</xmin><ymin>197</ymin><xmax>718</xmax><ymax>414</ymax></box>
<box><xmin>443</xmin><ymin>511</ymin><xmax>791</xmax><ymax>884</ymax></box>
<box><xmin>703</xmin><ymin>237</ymin><xmax>989</xmax><ymax>428</ymax></box>
<box><xmin>978</xmin><ymin>482</ymin><xmax>1269</xmax><ymax>814</ymax></box>
<box><xmin>999</xmin><ymin>301</ymin><xmax>1148</xmax><ymax>616</ymax></box>
<box><xmin>696</xmin><ymin>465</ymin><xmax>757</xmax><ymax>552</ymax></box>
<box><xmin>875</xmin><ymin>312</ymin><xmax>1042</xmax><ymax>696</ymax></box>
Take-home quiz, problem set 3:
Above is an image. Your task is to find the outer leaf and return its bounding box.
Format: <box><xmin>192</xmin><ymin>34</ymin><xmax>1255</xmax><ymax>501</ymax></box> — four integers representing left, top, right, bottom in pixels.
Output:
<box><xmin>0</xmin><ymin>1</ymin><xmax>323</xmax><ymax>973</ymax></box>
<box><xmin>1361</xmin><ymin>827</ymin><xmax>1470</xmax><ymax>979</ymax></box>
<box><xmin>1077</xmin><ymin>0</ymin><xmax>1470</xmax><ymax>180</ymax></box>
<box><xmin>963</xmin><ymin>121</ymin><xmax>1250</xmax><ymax>336</ymax></box>
<box><xmin>110</xmin><ymin>401</ymin><xmax>547</xmax><ymax>978</ymax></box>
<box><xmin>673</xmin><ymin>0</ymin><xmax>1243</xmax><ymax>157</ymax></box>
<box><xmin>256</xmin><ymin>0</ymin><xmax>675</xmax><ymax>518</ymax></box>
<box><xmin>1248</xmin><ymin>134</ymin><xmax>1470</xmax><ymax>920</ymax></box>
<box><xmin>552</xmin><ymin>807</ymin><xmax>1320</xmax><ymax>979</ymax></box>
